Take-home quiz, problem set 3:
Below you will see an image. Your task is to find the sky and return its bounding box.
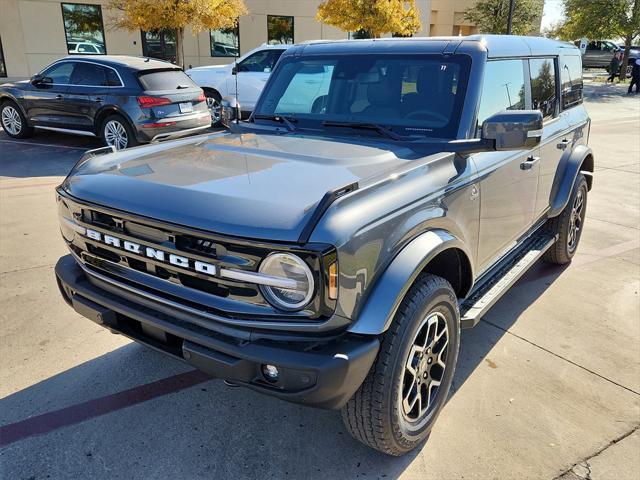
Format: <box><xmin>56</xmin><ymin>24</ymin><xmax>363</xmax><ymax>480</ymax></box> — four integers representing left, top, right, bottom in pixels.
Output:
<box><xmin>540</xmin><ymin>0</ymin><xmax>565</xmax><ymax>31</ymax></box>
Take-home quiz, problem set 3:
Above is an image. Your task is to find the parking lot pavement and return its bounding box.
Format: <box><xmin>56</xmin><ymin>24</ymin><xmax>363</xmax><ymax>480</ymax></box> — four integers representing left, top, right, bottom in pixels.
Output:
<box><xmin>1</xmin><ymin>84</ymin><xmax>639</xmax><ymax>480</ymax></box>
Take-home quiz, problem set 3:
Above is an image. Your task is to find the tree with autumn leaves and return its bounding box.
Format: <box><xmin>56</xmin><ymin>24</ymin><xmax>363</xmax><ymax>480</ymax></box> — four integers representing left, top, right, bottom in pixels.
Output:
<box><xmin>316</xmin><ymin>0</ymin><xmax>422</xmax><ymax>38</ymax></box>
<box><xmin>108</xmin><ymin>0</ymin><xmax>247</xmax><ymax>68</ymax></box>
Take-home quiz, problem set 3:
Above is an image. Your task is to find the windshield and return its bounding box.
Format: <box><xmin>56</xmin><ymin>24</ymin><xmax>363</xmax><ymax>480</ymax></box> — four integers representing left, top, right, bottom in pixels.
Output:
<box><xmin>254</xmin><ymin>54</ymin><xmax>471</xmax><ymax>139</ymax></box>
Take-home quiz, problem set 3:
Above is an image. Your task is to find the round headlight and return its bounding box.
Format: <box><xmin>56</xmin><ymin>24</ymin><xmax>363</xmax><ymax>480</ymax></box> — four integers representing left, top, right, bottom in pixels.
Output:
<box><xmin>258</xmin><ymin>253</ymin><xmax>314</xmax><ymax>311</ymax></box>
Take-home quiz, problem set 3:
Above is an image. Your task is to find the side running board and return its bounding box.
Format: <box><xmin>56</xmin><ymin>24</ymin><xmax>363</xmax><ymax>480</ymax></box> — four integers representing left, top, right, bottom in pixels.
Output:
<box><xmin>459</xmin><ymin>233</ymin><xmax>557</xmax><ymax>329</ymax></box>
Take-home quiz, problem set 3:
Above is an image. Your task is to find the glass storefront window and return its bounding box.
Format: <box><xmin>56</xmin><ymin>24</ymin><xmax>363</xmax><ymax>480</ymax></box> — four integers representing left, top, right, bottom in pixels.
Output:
<box><xmin>267</xmin><ymin>15</ymin><xmax>294</xmax><ymax>45</ymax></box>
<box><xmin>210</xmin><ymin>27</ymin><xmax>239</xmax><ymax>57</ymax></box>
<box><xmin>61</xmin><ymin>3</ymin><xmax>106</xmax><ymax>54</ymax></box>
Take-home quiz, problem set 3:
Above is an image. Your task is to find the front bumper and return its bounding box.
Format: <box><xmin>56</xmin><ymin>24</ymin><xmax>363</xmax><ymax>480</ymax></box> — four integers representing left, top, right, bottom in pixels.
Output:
<box><xmin>55</xmin><ymin>255</ymin><xmax>379</xmax><ymax>409</ymax></box>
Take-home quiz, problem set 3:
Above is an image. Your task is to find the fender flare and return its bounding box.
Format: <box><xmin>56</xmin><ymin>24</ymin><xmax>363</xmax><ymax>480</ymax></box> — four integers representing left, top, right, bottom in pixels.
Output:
<box><xmin>548</xmin><ymin>144</ymin><xmax>594</xmax><ymax>217</ymax></box>
<box><xmin>347</xmin><ymin>229</ymin><xmax>473</xmax><ymax>336</ymax></box>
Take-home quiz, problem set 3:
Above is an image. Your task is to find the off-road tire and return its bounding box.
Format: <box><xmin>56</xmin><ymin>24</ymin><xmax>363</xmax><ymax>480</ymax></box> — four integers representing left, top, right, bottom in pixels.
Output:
<box><xmin>341</xmin><ymin>274</ymin><xmax>460</xmax><ymax>456</ymax></box>
<box><xmin>544</xmin><ymin>174</ymin><xmax>588</xmax><ymax>265</ymax></box>
<box><xmin>1</xmin><ymin>100</ymin><xmax>34</xmax><ymax>139</ymax></box>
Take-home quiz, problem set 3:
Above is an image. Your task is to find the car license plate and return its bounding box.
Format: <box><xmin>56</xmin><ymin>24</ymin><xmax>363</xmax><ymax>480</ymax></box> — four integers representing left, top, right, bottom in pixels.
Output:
<box><xmin>179</xmin><ymin>102</ymin><xmax>193</xmax><ymax>113</ymax></box>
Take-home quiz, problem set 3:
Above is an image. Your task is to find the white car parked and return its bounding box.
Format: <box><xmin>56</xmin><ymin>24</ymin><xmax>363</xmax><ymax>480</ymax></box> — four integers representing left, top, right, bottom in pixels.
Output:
<box><xmin>186</xmin><ymin>44</ymin><xmax>291</xmax><ymax>126</ymax></box>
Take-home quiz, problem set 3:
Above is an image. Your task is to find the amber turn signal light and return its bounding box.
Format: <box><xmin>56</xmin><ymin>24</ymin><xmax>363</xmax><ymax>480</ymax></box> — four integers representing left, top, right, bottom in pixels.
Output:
<box><xmin>328</xmin><ymin>262</ymin><xmax>338</xmax><ymax>300</ymax></box>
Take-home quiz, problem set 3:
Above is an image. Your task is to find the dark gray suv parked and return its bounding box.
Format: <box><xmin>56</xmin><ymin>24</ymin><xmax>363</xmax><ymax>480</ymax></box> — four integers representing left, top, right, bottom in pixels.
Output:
<box><xmin>54</xmin><ymin>36</ymin><xmax>593</xmax><ymax>455</ymax></box>
<box><xmin>0</xmin><ymin>56</ymin><xmax>210</xmax><ymax>149</ymax></box>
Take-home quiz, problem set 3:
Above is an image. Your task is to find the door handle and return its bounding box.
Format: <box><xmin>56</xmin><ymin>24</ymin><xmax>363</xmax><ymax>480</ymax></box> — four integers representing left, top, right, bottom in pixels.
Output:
<box><xmin>557</xmin><ymin>138</ymin><xmax>571</xmax><ymax>150</ymax></box>
<box><xmin>55</xmin><ymin>94</ymin><xmax>63</xmax><ymax>100</ymax></box>
<box><xmin>520</xmin><ymin>156</ymin><xmax>540</xmax><ymax>170</ymax></box>
<box><xmin>95</xmin><ymin>97</ymin><xmax>103</xmax><ymax>103</ymax></box>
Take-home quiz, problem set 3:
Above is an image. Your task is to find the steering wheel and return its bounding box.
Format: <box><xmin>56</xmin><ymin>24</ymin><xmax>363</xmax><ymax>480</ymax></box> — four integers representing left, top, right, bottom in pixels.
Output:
<box><xmin>404</xmin><ymin>110</ymin><xmax>449</xmax><ymax>123</ymax></box>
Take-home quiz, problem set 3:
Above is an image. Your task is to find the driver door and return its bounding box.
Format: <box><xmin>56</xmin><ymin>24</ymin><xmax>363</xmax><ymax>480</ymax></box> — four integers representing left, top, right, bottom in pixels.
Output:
<box><xmin>26</xmin><ymin>61</ymin><xmax>76</xmax><ymax>126</ymax></box>
<box><xmin>228</xmin><ymin>49</ymin><xmax>285</xmax><ymax>111</ymax></box>
<box><xmin>471</xmin><ymin>59</ymin><xmax>540</xmax><ymax>273</ymax></box>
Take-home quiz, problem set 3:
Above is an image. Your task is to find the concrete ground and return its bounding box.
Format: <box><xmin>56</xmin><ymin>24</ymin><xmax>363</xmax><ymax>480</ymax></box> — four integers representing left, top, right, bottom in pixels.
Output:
<box><xmin>0</xmin><ymin>83</ymin><xmax>639</xmax><ymax>480</ymax></box>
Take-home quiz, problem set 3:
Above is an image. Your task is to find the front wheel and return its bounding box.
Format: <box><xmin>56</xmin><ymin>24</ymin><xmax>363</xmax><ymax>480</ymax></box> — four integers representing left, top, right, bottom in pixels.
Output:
<box><xmin>100</xmin><ymin>114</ymin><xmax>138</xmax><ymax>150</ymax></box>
<box><xmin>544</xmin><ymin>173</ymin><xmax>588</xmax><ymax>265</ymax></box>
<box><xmin>342</xmin><ymin>274</ymin><xmax>460</xmax><ymax>456</ymax></box>
<box><xmin>1</xmin><ymin>101</ymin><xmax>34</xmax><ymax>139</ymax></box>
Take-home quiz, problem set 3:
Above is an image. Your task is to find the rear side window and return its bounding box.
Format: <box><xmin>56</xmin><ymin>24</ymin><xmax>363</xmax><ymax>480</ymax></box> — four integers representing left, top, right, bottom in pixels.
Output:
<box><xmin>70</xmin><ymin>62</ymin><xmax>106</xmax><ymax>86</ymax></box>
<box><xmin>529</xmin><ymin>58</ymin><xmax>558</xmax><ymax>120</ymax></box>
<box><xmin>560</xmin><ymin>55</ymin><xmax>583</xmax><ymax>109</ymax></box>
<box><xmin>138</xmin><ymin>69</ymin><xmax>197</xmax><ymax>91</ymax></box>
<box><xmin>477</xmin><ymin>59</ymin><xmax>526</xmax><ymax>126</ymax></box>
<box><xmin>105</xmin><ymin>68</ymin><xmax>122</xmax><ymax>86</ymax></box>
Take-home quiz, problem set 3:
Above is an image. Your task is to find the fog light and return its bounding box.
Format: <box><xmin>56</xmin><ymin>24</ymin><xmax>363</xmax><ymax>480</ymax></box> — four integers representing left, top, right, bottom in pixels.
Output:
<box><xmin>262</xmin><ymin>364</ymin><xmax>279</xmax><ymax>383</ymax></box>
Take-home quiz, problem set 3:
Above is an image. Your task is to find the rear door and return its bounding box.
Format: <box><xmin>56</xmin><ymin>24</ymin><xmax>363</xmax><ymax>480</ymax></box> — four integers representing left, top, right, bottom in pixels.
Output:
<box><xmin>25</xmin><ymin>61</ymin><xmax>74</xmax><ymax>126</ymax></box>
<box><xmin>472</xmin><ymin>59</ymin><xmax>540</xmax><ymax>273</ymax></box>
<box><xmin>64</xmin><ymin>61</ymin><xmax>115</xmax><ymax>131</ymax></box>
<box><xmin>230</xmin><ymin>49</ymin><xmax>285</xmax><ymax>111</ymax></box>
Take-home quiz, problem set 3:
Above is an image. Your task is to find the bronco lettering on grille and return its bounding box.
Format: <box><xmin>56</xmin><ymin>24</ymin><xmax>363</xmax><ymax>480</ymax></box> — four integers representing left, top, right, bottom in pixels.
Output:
<box><xmin>84</xmin><ymin>228</ymin><xmax>217</xmax><ymax>276</ymax></box>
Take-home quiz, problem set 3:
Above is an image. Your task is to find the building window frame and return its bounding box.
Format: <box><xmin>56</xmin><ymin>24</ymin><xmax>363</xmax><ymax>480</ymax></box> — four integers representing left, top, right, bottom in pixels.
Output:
<box><xmin>267</xmin><ymin>15</ymin><xmax>294</xmax><ymax>45</ymax></box>
<box><xmin>60</xmin><ymin>2</ymin><xmax>107</xmax><ymax>55</ymax></box>
<box><xmin>210</xmin><ymin>25</ymin><xmax>240</xmax><ymax>58</ymax></box>
<box><xmin>0</xmin><ymin>36</ymin><xmax>6</xmax><ymax>78</ymax></box>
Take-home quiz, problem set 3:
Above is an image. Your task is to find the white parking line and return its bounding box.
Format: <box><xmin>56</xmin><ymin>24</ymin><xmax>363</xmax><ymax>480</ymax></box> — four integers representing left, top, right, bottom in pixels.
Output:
<box><xmin>0</xmin><ymin>139</ymin><xmax>89</xmax><ymax>150</ymax></box>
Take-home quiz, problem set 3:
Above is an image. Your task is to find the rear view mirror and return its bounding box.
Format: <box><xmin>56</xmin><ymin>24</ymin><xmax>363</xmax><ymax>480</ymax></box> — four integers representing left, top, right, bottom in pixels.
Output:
<box><xmin>481</xmin><ymin>110</ymin><xmax>543</xmax><ymax>150</ymax></box>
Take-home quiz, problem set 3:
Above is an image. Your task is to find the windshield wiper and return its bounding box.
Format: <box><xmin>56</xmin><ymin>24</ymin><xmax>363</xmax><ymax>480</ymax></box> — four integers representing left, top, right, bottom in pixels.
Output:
<box><xmin>323</xmin><ymin>121</ymin><xmax>404</xmax><ymax>141</ymax></box>
<box><xmin>253</xmin><ymin>114</ymin><xmax>297</xmax><ymax>132</ymax></box>
<box><xmin>176</xmin><ymin>84</ymin><xmax>191</xmax><ymax>89</ymax></box>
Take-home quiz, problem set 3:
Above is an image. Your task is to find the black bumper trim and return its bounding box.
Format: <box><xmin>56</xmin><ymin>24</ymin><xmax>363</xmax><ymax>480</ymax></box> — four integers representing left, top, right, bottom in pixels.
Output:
<box><xmin>55</xmin><ymin>255</ymin><xmax>380</xmax><ymax>409</ymax></box>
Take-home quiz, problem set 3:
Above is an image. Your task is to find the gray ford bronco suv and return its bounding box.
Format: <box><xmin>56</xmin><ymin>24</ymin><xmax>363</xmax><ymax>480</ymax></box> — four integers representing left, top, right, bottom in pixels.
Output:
<box><xmin>55</xmin><ymin>35</ymin><xmax>593</xmax><ymax>455</ymax></box>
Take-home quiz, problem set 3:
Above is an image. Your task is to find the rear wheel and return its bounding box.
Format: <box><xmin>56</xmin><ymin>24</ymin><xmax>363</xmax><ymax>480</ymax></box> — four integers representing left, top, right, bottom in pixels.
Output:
<box><xmin>204</xmin><ymin>89</ymin><xmax>222</xmax><ymax>127</ymax></box>
<box><xmin>1</xmin><ymin>101</ymin><xmax>33</xmax><ymax>139</ymax></box>
<box><xmin>100</xmin><ymin>114</ymin><xmax>138</xmax><ymax>150</ymax></box>
<box><xmin>341</xmin><ymin>274</ymin><xmax>460</xmax><ymax>456</ymax></box>
<box><xmin>544</xmin><ymin>173</ymin><xmax>588</xmax><ymax>265</ymax></box>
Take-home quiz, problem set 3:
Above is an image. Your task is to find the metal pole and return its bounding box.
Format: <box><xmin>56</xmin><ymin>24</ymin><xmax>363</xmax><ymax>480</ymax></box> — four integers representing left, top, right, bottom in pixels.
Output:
<box><xmin>507</xmin><ymin>0</ymin><xmax>516</xmax><ymax>34</ymax></box>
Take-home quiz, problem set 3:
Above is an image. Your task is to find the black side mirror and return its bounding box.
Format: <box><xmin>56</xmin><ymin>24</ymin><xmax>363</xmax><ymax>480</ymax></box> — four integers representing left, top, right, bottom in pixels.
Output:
<box><xmin>30</xmin><ymin>74</ymin><xmax>44</xmax><ymax>85</ymax></box>
<box><xmin>481</xmin><ymin>110</ymin><xmax>543</xmax><ymax>150</ymax></box>
<box><xmin>231</xmin><ymin>66</ymin><xmax>237</xmax><ymax>75</ymax></box>
<box><xmin>31</xmin><ymin>74</ymin><xmax>52</xmax><ymax>85</ymax></box>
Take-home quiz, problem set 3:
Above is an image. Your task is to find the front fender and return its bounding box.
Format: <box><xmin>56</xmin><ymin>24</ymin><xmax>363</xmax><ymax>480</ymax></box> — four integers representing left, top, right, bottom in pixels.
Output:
<box><xmin>549</xmin><ymin>144</ymin><xmax>594</xmax><ymax>217</ymax></box>
<box><xmin>347</xmin><ymin>229</ymin><xmax>471</xmax><ymax>336</ymax></box>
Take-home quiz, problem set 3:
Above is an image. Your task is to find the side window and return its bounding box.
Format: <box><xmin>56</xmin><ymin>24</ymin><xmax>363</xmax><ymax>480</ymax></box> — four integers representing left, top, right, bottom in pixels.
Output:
<box><xmin>560</xmin><ymin>55</ymin><xmax>583</xmax><ymax>110</ymax></box>
<box><xmin>529</xmin><ymin>58</ymin><xmax>557</xmax><ymax>121</ymax></box>
<box><xmin>69</xmin><ymin>62</ymin><xmax>106</xmax><ymax>86</ymax></box>
<box><xmin>477</xmin><ymin>59</ymin><xmax>526</xmax><ymax>127</ymax></box>
<box><xmin>41</xmin><ymin>62</ymin><xmax>75</xmax><ymax>84</ymax></box>
<box><xmin>104</xmin><ymin>68</ymin><xmax>122</xmax><ymax>87</ymax></box>
<box><xmin>238</xmin><ymin>50</ymin><xmax>284</xmax><ymax>72</ymax></box>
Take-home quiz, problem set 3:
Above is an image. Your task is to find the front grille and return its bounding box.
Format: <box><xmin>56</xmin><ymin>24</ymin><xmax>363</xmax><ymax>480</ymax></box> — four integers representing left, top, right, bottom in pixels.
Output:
<box><xmin>61</xmin><ymin>196</ymin><xmax>328</xmax><ymax>321</ymax></box>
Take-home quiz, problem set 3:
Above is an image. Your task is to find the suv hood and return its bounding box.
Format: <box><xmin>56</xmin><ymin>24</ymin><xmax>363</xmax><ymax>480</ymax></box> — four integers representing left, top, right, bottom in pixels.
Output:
<box><xmin>62</xmin><ymin>132</ymin><xmax>421</xmax><ymax>242</ymax></box>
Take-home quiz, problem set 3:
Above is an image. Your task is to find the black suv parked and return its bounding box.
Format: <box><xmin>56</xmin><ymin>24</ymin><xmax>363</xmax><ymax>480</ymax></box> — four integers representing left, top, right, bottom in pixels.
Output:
<box><xmin>0</xmin><ymin>56</ymin><xmax>210</xmax><ymax>149</ymax></box>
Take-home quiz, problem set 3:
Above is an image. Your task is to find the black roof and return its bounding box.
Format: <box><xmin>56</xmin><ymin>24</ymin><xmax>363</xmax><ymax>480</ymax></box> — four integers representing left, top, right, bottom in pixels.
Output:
<box><xmin>292</xmin><ymin>35</ymin><xmax>578</xmax><ymax>58</ymax></box>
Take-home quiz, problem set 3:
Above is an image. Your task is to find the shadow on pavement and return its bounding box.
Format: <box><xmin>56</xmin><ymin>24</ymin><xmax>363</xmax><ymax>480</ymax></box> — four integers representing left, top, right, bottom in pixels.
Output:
<box><xmin>0</xmin><ymin>259</ymin><xmax>569</xmax><ymax>479</ymax></box>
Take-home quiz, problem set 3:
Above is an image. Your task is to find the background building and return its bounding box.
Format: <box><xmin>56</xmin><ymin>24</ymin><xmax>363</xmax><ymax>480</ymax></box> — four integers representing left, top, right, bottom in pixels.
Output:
<box><xmin>0</xmin><ymin>0</ymin><xmax>543</xmax><ymax>80</ymax></box>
